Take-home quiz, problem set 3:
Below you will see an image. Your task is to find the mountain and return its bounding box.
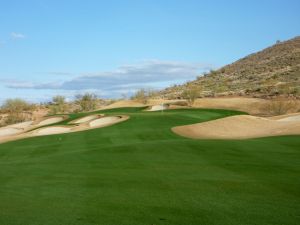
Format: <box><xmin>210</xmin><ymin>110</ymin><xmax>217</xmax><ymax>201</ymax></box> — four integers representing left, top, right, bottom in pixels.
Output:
<box><xmin>160</xmin><ymin>36</ymin><xmax>300</xmax><ymax>99</ymax></box>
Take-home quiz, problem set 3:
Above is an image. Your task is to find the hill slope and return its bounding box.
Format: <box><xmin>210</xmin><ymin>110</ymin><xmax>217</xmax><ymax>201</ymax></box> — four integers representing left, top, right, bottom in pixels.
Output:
<box><xmin>160</xmin><ymin>36</ymin><xmax>300</xmax><ymax>98</ymax></box>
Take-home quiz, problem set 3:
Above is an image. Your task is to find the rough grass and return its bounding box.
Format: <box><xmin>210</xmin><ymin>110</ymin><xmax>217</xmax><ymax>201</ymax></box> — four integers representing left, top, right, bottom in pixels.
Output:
<box><xmin>0</xmin><ymin>108</ymin><xmax>299</xmax><ymax>225</ymax></box>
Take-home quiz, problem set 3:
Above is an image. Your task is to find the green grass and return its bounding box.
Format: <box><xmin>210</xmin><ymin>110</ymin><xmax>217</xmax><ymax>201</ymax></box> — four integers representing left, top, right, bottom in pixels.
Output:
<box><xmin>0</xmin><ymin>107</ymin><xmax>299</xmax><ymax>225</ymax></box>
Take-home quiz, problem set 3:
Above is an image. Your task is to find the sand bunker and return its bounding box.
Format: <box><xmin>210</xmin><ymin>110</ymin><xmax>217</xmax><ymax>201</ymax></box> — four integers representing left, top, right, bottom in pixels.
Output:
<box><xmin>277</xmin><ymin>114</ymin><xmax>300</xmax><ymax>122</ymax></box>
<box><xmin>0</xmin><ymin>127</ymin><xmax>23</xmax><ymax>137</ymax></box>
<box><xmin>172</xmin><ymin>114</ymin><xmax>300</xmax><ymax>139</ymax></box>
<box><xmin>101</xmin><ymin>100</ymin><xmax>145</xmax><ymax>110</ymax></box>
<box><xmin>9</xmin><ymin>121</ymin><xmax>33</xmax><ymax>129</ymax></box>
<box><xmin>35</xmin><ymin>126</ymin><xmax>72</xmax><ymax>136</ymax></box>
<box><xmin>89</xmin><ymin>116</ymin><xmax>122</xmax><ymax>127</ymax></box>
<box><xmin>0</xmin><ymin>121</ymin><xmax>33</xmax><ymax>137</ymax></box>
<box><xmin>70</xmin><ymin>114</ymin><xmax>102</xmax><ymax>124</ymax></box>
<box><xmin>38</xmin><ymin>116</ymin><xmax>64</xmax><ymax>126</ymax></box>
<box><xmin>0</xmin><ymin>114</ymin><xmax>129</xmax><ymax>143</ymax></box>
<box><xmin>147</xmin><ymin>104</ymin><xmax>168</xmax><ymax>111</ymax></box>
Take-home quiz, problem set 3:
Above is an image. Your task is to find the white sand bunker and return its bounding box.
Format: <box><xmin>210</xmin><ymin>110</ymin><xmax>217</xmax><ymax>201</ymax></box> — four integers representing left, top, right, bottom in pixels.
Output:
<box><xmin>0</xmin><ymin>127</ymin><xmax>23</xmax><ymax>137</ymax></box>
<box><xmin>35</xmin><ymin>126</ymin><xmax>72</xmax><ymax>136</ymax></box>
<box><xmin>0</xmin><ymin>121</ymin><xmax>33</xmax><ymax>137</ymax></box>
<box><xmin>0</xmin><ymin>114</ymin><xmax>129</xmax><ymax>144</ymax></box>
<box><xmin>147</xmin><ymin>104</ymin><xmax>168</xmax><ymax>111</ymax></box>
<box><xmin>38</xmin><ymin>116</ymin><xmax>64</xmax><ymax>126</ymax></box>
<box><xmin>70</xmin><ymin>115</ymin><xmax>102</xmax><ymax>124</ymax></box>
<box><xmin>172</xmin><ymin>114</ymin><xmax>300</xmax><ymax>139</ymax></box>
<box><xmin>9</xmin><ymin>121</ymin><xmax>33</xmax><ymax>129</ymax></box>
<box><xmin>89</xmin><ymin>116</ymin><xmax>123</xmax><ymax>128</ymax></box>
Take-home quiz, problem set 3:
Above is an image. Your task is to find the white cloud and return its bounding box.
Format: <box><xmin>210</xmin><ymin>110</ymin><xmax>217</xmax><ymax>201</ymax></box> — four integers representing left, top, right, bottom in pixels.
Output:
<box><xmin>10</xmin><ymin>32</ymin><xmax>26</xmax><ymax>39</ymax></box>
<box><xmin>5</xmin><ymin>60</ymin><xmax>214</xmax><ymax>97</ymax></box>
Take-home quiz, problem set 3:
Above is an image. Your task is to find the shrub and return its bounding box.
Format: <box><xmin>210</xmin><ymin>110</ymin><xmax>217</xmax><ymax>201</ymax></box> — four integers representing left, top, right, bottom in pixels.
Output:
<box><xmin>49</xmin><ymin>95</ymin><xmax>68</xmax><ymax>114</ymax></box>
<box><xmin>1</xmin><ymin>98</ymin><xmax>33</xmax><ymax>125</ymax></box>
<box><xmin>75</xmin><ymin>93</ymin><xmax>98</xmax><ymax>112</ymax></box>
<box><xmin>131</xmin><ymin>89</ymin><xmax>149</xmax><ymax>104</ymax></box>
<box><xmin>265</xmin><ymin>99</ymin><xmax>299</xmax><ymax>115</ymax></box>
<box><xmin>181</xmin><ymin>86</ymin><xmax>201</xmax><ymax>106</ymax></box>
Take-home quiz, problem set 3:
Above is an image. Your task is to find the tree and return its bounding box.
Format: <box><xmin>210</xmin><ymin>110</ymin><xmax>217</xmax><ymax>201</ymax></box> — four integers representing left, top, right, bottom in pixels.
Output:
<box><xmin>1</xmin><ymin>98</ymin><xmax>33</xmax><ymax>124</ymax></box>
<box><xmin>76</xmin><ymin>93</ymin><xmax>98</xmax><ymax>111</ymax></box>
<box><xmin>181</xmin><ymin>86</ymin><xmax>201</xmax><ymax>106</ymax></box>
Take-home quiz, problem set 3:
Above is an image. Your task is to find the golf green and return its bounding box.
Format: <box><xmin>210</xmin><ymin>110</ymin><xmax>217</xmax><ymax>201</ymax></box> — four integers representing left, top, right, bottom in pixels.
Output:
<box><xmin>0</xmin><ymin>107</ymin><xmax>299</xmax><ymax>225</ymax></box>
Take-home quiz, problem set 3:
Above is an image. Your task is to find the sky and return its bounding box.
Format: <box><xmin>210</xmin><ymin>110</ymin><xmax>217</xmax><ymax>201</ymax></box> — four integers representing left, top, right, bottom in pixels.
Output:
<box><xmin>0</xmin><ymin>0</ymin><xmax>299</xmax><ymax>103</ymax></box>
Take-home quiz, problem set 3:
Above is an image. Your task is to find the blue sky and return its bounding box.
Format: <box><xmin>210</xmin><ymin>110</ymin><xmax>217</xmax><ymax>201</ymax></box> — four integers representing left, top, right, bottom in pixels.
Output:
<box><xmin>0</xmin><ymin>0</ymin><xmax>299</xmax><ymax>102</ymax></box>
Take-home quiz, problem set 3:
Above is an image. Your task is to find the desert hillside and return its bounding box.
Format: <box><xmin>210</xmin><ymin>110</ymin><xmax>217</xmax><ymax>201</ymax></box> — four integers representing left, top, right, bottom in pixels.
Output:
<box><xmin>160</xmin><ymin>36</ymin><xmax>300</xmax><ymax>98</ymax></box>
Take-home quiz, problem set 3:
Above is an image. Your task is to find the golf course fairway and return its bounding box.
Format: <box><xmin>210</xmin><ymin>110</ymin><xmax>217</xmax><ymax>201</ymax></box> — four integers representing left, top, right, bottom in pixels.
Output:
<box><xmin>0</xmin><ymin>107</ymin><xmax>299</xmax><ymax>225</ymax></box>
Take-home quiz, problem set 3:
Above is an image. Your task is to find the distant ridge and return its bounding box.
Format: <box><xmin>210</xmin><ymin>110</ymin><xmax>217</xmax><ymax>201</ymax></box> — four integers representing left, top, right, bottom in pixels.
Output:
<box><xmin>160</xmin><ymin>36</ymin><xmax>300</xmax><ymax>98</ymax></box>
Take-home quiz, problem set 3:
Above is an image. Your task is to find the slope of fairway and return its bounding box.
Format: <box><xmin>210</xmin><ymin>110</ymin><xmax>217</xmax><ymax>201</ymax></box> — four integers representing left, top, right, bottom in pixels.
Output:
<box><xmin>0</xmin><ymin>108</ymin><xmax>299</xmax><ymax>225</ymax></box>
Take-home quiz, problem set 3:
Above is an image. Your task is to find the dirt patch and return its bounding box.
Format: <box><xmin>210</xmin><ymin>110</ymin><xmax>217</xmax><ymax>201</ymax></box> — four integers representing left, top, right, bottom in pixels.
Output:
<box><xmin>172</xmin><ymin>114</ymin><xmax>300</xmax><ymax>140</ymax></box>
<box><xmin>193</xmin><ymin>97</ymin><xmax>270</xmax><ymax>115</ymax></box>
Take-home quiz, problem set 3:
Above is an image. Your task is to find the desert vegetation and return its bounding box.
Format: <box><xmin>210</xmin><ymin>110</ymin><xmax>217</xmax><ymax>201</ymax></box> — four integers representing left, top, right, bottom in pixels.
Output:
<box><xmin>75</xmin><ymin>93</ymin><xmax>98</xmax><ymax>112</ymax></box>
<box><xmin>131</xmin><ymin>88</ymin><xmax>156</xmax><ymax>104</ymax></box>
<box><xmin>0</xmin><ymin>98</ymin><xmax>34</xmax><ymax>126</ymax></box>
<box><xmin>159</xmin><ymin>37</ymin><xmax>300</xmax><ymax>99</ymax></box>
<box><xmin>263</xmin><ymin>99</ymin><xmax>300</xmax><ymax>115</ymax></box>
<box><xmin>49</xmin><ymin>95</ymin><xmax>68</xmax><ymax>114</ymax></box>
<box><xmin>181</xmin><ymin>86</ymin><xmax>202</xmax><ymax>106</ymax></box>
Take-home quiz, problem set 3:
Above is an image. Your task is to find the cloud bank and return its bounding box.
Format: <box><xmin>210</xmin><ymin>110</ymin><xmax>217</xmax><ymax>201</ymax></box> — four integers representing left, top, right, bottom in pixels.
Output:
<box><xmin>6</xmin><ymin>60</ymin><xmax>213</xmax><ymax>97</ymax></box>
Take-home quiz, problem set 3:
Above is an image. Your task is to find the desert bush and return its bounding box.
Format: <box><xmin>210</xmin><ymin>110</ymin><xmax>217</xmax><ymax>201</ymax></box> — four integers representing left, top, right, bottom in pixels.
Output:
<box><xmin>76</xmin><ymin>93</ymin><xmax>98</xmax><ymax>112</ymax></box>
<box><xmin>264</xmin><ymin>99</ymin><xmax>299</xmax><ymax>115</ymax></box>
<box><xmin>49</xmin><ymin>95</ymin><xmax>68</xmax><ymax>114</ymax></box>
<box><xmin>181</xmin><ymin>86</ymin><xmax>201</xmax><ymax>106</ymax></box>
<box><xmin>1</xmin><ymin>98</ymin><xmax>33</xmax><ymax>125</ymax></box>
<box><xmin>131</xmin><ymin>88</ymin><xmax>149</xmax><ymax>104</ymax></box>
